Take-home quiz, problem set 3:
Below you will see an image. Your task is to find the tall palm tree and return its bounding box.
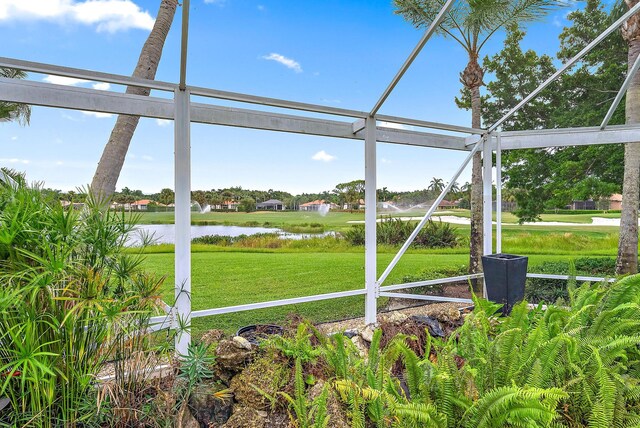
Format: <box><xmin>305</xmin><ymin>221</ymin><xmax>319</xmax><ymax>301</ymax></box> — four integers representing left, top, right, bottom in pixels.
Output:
<box><xmin>0</xmin><ymin>68</ymin><xmax>31</xmax><ymax>125</ymax></box>
<box><xmin>428</xmin><ymin>177</ymin><xmax>445</xmax><ymax>193</ymax></box>
<box><xmin>91</xmin><ymin>0</ymin><xmax>179</xmax><ymax>199</ymax></box>
<box><xmin>394</xmin><ymin>0</ymin><xmax>563</xmax><ymax>275</ymax></box>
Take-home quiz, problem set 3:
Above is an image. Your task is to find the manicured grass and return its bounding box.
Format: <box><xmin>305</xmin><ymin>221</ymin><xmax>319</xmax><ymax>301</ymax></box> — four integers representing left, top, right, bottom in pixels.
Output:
<box><xmin>143</xmin><ymin>249</ymin><xmax>609</xmax><ymax>335</ymax></box>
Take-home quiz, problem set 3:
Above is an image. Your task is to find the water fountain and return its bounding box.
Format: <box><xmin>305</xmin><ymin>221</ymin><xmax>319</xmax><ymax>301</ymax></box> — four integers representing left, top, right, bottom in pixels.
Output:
<box><xmin>318</xmin><ymin>203</ymin><xmax>330</xmax><ymax>217</ymax></box>
<box><xmin>191</xmin><ymin>201</ymin><xmax>211</xmax><ymax>214</ymax></box>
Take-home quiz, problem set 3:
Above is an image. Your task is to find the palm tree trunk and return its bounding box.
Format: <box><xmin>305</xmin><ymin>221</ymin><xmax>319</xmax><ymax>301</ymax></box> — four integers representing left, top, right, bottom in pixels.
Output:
<box><xmin>470</xmin><ymin>85</ymin><xmax>484</xmax><ymax>285</ymax></box>
<box><xmin>617</xmin><ymin>35</ymin><xmax>640</xmax><ymax>274</ymax></box>
<box><xmin>90</xmin><ymin>0</ymin><xmax>178</xmax><ymax>199</ymax></box>
<box><xmin>617</xmin><ymin>0</ymin><xmax>640</xmax><ymax>274</ymax></box>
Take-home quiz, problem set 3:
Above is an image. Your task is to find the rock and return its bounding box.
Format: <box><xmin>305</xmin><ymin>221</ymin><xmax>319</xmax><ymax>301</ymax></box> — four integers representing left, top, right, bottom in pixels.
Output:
<box><xmin>188</xmin><ymin>382</ymin><xmax>233</xmax><ymax>427</ymax></box>
<box><xmin>410</xmin><ymin>315</ymin><xmax>445</xmax><ymax>338</ymax></box>
<box><xmin>341</xmin><ymin>329</ymin><xmax>358</xmax><ymax>339</ymax></box>
<box><xmin>230</xmin><ymin>354</ymin><xmax>291</xmax><ymax>411</ymax></box>
<box><xmin>350</xmin><ymin>335</ymin><xmax>368</xmax><ymax>358</ymax></box>
<box><xmin>201</xmin><ymin>329</ymin><xmax>226</xmax><ymax>347</ymax></box>
<box><xmin>305</xmin><ymin>380</ymin><xmax>349</xmax><ymax>427</ymax></box>
<box><xmin>223</xmin><ymin>406</ymin><xmax>265</xmax><ymax>428</ymax></box>
<box><xmin>381</xmin><ymin>311</ymin><xmax>408</xmax><ymax>324</ymax></box>
<box><xmin>178</xmin><ymin>402</ymin><xmax>200</xmax><ymax>428</ymax></box>
<box><xmin>264</xmin><ymin>412</ymin><xmax>291</xmax><ymax>428</ymax></box>
<box><xmin>232</xmin><ymin>335</ymin><xmax>253</xmax><ymax>350</ymax></box>
<box><xmin>215</xmin><ymin>339</ymin><xmax>255</xmax><ymax>373</ymax></box>
<box><xmin>360</xmin><ymin>325</ymin><xmax>375</xmax><ymax>343</ymax></box>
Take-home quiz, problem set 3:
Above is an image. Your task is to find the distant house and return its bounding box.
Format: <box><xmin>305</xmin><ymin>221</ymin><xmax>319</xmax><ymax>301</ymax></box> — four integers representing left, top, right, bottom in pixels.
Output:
<box><xmin>131</xmin><ymin>199</ymin><xmax>153</xmax><ymax>211</ymax></box>
<box><xmin>300</xmin><ymin>200</ymin><xmax>337</xmax><ymax>211</ymax></box>
<box><xmin>567</xmin><ymin>200</ymin><xmax>596</xmax><ymax>210</ymax></box>
<box><xmin>60</xmin><ymin>200</ymin><xmax>85</xmax><ymax>210</ymax></box>
<box><xmin>256</xmin><ymin>199</ymin><xmax>285</xmax><ymax>211</ymax></box>
<box><xmin>609</xmin><ymin>193</ymin><xmax>622</xmax><ymax>210</ymax></box>
<box><xmin>437</xmin><ymin>200</ymin><xmax>458</xmax><ymax>210</ymax></box>
<box><xmin>222</xmin><ymin>200</ymin><xmax>239</xmax><ymax>211</ymax></box>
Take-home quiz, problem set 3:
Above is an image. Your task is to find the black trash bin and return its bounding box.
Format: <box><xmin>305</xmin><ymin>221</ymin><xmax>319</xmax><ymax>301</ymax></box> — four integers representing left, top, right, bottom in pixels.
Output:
<box><xmin>481</xmin><ymin>253</ymin><xmax>528</xmax><ymax>315</ymax></box>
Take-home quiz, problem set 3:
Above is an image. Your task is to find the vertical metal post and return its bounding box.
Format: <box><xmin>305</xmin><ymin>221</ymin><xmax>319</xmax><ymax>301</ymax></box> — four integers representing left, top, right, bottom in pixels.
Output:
<box><xmin>482</xmin><ymin>137</ymin><xmax>493</xmax><ymax>298</ymax></box>
<box><xmin>174</xmin><ymin>88</ymin><xmax>191</xmax><ymax>355</ymax></box>
<box><xmin>496</xmin><ymin>133</ymin><xmax>502</xmax><ymax>254</ymax></box>
<box><xmin>364</xmin><ymin>116</ymin><xmax>377</xmax><ymax>325</ymax></box>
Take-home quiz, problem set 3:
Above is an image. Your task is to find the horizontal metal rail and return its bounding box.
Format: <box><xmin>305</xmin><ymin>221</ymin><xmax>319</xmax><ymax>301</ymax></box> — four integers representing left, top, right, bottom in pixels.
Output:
<box><xmin>379</xmin><ymin>273</ymin><xmax>484</xmax><ymax>293</ymax></box>
<box><xmin>191</xmin><ymin>289</ymin><xmax>367</xmax><ymax>318</ymax></box>
<box><xmin>0</xmin><ymin>56</ymin><xmax>176</xmax><ymax>91</ymax></box>
<box><xmin>379</xmin><ymin>292</ymin><xmax>473</xmax><ymax>304</ymax></box>
<box><xmin>526</xmin><ymin>273</ymin><xmax>615</xmax><ymax>283</ymax></box>
<box><xmin>0</xmin><ymin>56</ymin><xmax>478</xmax><ymax>134</ymax></box>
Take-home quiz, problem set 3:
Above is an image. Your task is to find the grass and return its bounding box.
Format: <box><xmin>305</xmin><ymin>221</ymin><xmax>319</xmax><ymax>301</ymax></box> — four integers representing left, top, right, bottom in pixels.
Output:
<box><xmin>143</xmin><ymin>243</ymin><xmax>617</xmax><ymax>335</ymax></box>
<box><xmin>137</xmin><ymin>208</ymin><xmax>628</xmax><ymax>335</ymax></box>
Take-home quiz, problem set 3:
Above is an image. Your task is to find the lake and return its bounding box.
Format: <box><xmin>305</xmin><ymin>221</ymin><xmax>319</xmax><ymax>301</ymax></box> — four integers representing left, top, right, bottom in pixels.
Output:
<box><xmin>127</xmin><ymin>224</ymin><xmax>330</xmax><ymax>246</ymax></box>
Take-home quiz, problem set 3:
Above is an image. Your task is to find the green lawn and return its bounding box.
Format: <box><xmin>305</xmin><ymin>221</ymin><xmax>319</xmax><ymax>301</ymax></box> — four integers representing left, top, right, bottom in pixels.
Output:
<box><xmin>143</xmin><ymin>248</ymin><xmax>613</xmax><ymax>335</ymax></box>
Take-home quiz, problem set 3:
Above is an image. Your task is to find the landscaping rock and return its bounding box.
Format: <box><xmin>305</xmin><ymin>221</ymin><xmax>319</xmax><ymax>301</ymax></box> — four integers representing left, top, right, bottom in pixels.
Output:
<box><xmin>223</xmin><ymin>405</ymin><xmax>265</xmax><ymax>428</ymax></box>
<box><xmin>230</xmin><ymin>354</ymin><xmax>291</xmax><ymax>411</ymax></box>
<box><xmin>360</xmin><ymin>325</ymin><xmax>375</xmax><ymax>343</ymax></box>
<box><xmin>232</xmin><ymin>335</ymin><xmax>253</xmax><ymax>351</ymax></box>
<box><xmin>381</xmin><ymin>311</ymin><xmax>408</xmax><ymax>324</ymax></box>
<box><xmin>201</xmin><ymin>329</ymin><xmax>226</xmax><ymax>347</ymax></box>
<box><xmin>410</xmin><ymin>315</ymin><xmax>445</xmax><ymax>338</ymax></box>
<box><xmin>307</xmin><ymin>380</ymin><xmax>349</xmax><ymax>427</ymax></box>
<box><xmin>188</xmin><ymin>382</ymin><xmax>233</xmax><ymax>427</ymax></box>
<box><xmin>215</xmin><ymin>339</ymin><xmax>255</xmax><ymax>373</ymax></box>
<box><xmin>264</xmin><ymin>412</ymin><xmax>291</xmax><ymax>428</ymax></box>
<box><xmin>178</xmin><ymin>402</ymin><xmax>200</xmax><ymax>428</ymax></box>
<box><xmin>350</xmin><ymin>335</ymin><xmax>368</xmax><ymax>358</ymax></box>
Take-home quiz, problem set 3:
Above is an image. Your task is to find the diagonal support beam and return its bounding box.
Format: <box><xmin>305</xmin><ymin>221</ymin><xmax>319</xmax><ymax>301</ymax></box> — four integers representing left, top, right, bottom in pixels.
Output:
<box><xmin>369</xmin><ymin>0</ymin><xmax>455</xmax><ymax>116</ymax></box>
<box><xmin>377</xmin><ymin>136</ymin><xmax>486</xmax><ymax>286</ymax></box>
<box><xmin>487</xmin><ymin>1</ymin><xmax>640</xmax><ymax>133</ymax></box>
<box><xmin>601</xmin><ymin>52</ymin><xmax>640</xmax><ymax>130</ymax></box>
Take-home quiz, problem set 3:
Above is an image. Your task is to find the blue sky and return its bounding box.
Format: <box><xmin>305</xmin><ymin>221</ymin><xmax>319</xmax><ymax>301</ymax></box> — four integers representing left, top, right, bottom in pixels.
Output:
<box><xmin>1</xmin><ymin>0</ymin><xmax>580</xmax><ymax>194</ymax></box>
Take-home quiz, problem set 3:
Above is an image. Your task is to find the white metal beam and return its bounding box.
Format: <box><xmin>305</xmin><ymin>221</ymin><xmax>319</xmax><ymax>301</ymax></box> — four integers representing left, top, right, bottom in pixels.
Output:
<box><xmin>379</xmin><ymin>292</ymin><xmax>473</xmax><ymax>305</ymax></box>
<box><xmin>601</xmin><ymin>52</ymin><xmax>640</xmax><ymax>130</ymax></box>
<box><xmin>483</xmin><ymin>139</ymin><xmax>493</xmax><ymax>257</ymax></box>
<box><xmin>496</xmin><ymin>133</ymin><xmax>503</xmax><ymax>254</ymax></box>
<box><xmin>497</xmin><ymin>125</ymin><xmax>640</xmax><ymax>150</ymax></box>
<box><xmin>174</xmin><ymin>89</ymin><xmax>191</xmax><ymax>355</ymax></box>
<box><xmin>0</xmin><ymin>78</ymin><xmax>470</xmax><ymax>150</ymax></box>
<box><xmin>364</xmin><ymin>117</ymin><xmax>378</xmax><ymax>325</ymax></box>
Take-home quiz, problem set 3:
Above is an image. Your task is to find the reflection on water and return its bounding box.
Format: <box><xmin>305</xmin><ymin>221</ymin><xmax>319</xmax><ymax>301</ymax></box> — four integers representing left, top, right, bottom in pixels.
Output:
<box><xmin>126</xmin><ymin>224</ymin><xmax>332</xmax><ymax>246</ymax></box>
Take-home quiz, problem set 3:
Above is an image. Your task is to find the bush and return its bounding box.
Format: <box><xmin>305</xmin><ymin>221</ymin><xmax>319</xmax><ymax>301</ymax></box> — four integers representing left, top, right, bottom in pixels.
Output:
<box><xmin>342</xmin><ymin>217</ymin><xmax>460</xmax><ymax>248</ymax></box>
<box><xmin>0</xmin><ymin>176</ymin><xmax>167</xmax><ymax>426</ymax></box>
<box><xmin>526</xmin><ymin>257</ymin><xmax>618</xmax><ymax>303</ymax></box>
<box><xmin>401</xmin><ymin>265</ymin><xmax>469</xmax><ymax>294</ymax></box>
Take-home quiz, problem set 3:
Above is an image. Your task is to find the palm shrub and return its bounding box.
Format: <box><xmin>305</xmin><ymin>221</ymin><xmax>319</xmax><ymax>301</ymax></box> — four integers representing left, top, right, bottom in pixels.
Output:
<box><xmin>0</xmin><ymin>175</ymin><xmax>166</xmax><ymax>426</ymax></box>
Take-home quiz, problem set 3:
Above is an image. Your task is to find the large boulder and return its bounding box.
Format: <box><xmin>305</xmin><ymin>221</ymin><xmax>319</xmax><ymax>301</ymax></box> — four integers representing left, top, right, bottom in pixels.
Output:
<box><xmin>229</xmin><ymin>353</ymin><xmax>292</xmax><ymax>411</ymax></box>
<box><xmin>188</xmin><ymin>381</ymin><xmax>233</xmax><ymax>427</ymax></box>
<box><xmin>214</xmin><ymin>338</ymin><xmax>256</xmax><ymax>383</ymax></box>
<box><xmin>222</xmin><ymin>405</ymin><xmax>265</xmax><ymax>428</ymax></box>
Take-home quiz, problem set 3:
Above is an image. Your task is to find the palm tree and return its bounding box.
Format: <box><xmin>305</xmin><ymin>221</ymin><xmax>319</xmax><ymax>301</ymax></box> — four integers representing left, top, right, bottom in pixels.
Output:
<box><xmin>428</xmin><ymin>177</ymin><xmax>445</xmax><ymax>193</ymax></box>
<box><xmin>0</xmin><ymin>68</ymin><xmax>31</xmax><ymax>125</ymax></box>
<box><xmin>617</xmin><ymin>0</ymin><xmax>640</xmax><ymax>274</ymax></box>
<box><xmin>91</xmin><ymin>0</ymin><xmax>179</xmax><ymax>199</ymax></box>
<box><xmin>394</xmin><ymin>0</ymin><xmax>563</xmax><ymax>275</ymax></box>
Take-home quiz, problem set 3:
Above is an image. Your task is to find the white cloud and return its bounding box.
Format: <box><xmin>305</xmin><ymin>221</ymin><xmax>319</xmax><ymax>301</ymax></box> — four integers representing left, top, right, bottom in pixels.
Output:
<box><xmin>43</xmin><ymin>75</ymin><xmax>89</xmax><ymax>86</ymax></box>
<box><xmin>311</xmin><ymin>150</ymin><xmax>336</xmax><ymax>162</ymax></box>
<box><xmin>262</xmin><ymin>53</ymin><xmax>302</xmax><ymax>73</ymax></box>
<box><xmin>92</xmin><ymin>82</ymin><xmax>111</xmax><ymax>90</ymax></box>
<box><xmin>204</xmin><ymin>0</ymin><xmax>226</xmax><ymax>5</ymax></box>
<box><xmin>141</xmin><ymin>155</ymin><xmax>153</xmax><ymax>161</ymax></box>
<box><xmin>0</xmin><ymin>158</ymin><xmax>30</xmax><ymax>164</ymax></box>
<box><xmin>0</xmin><ymin>0</ymin><xmax>154</xmax><ymax>33</ymax></box>
<box><xmin>381</xmin><ymin>157</ymin><xmax>391</xmax><ymax>164</ymax></box>
<box><xmin>10</xmin><ymin>136</ymin><xmax>18</xmax><ymax>141</ymax></box>
<box><xmin>82</xmin><ymin>111</ymin><xmax>114</xmax><ymax>118</ymax></box>
<box><xmin>257</xmin><ymin>4</ymin><xmax>265</xmax><ymax>11</ymax></box>
<box><xmin>156</xmin><ymin>118</ymin><xmax>172</xmax><ymax>127</ymax></box>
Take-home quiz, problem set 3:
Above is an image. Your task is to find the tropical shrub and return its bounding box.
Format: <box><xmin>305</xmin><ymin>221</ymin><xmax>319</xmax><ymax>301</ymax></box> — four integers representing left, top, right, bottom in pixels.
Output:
<box><xmin>0</xmin><ymin>174</ymin><xmax>167</xmax><ymax>426</ymax></box>
<box><xmin>262</xmin><ymin>275</ymin><xmax>640</xmax><ymax>427</ymax></box>
<box><xmin>343</xmin><ymin>217</ymin><xmax>459</xmax><ymax>248</ymax></box>
<box><xmin>526</xmin><ymin>257</ymin><xmax>617</xmax><ymax>303</ymax></box>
